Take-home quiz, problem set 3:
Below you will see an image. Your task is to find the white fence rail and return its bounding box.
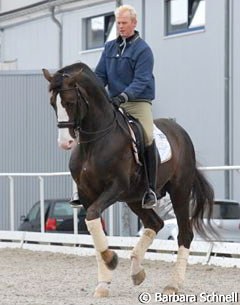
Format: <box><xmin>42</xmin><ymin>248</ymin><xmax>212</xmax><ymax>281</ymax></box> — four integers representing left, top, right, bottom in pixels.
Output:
<box><xmin>0</xmin><ymin>166</ymin><xmax>240</xmax><ymax>268</ymax></box>
<box><xmin>1</xmin><ymin>166</ymin><xmax>240</xmax><ymax>234</ymax></box>
<box><xmin>0</xmin><ymin>230</ymin><xmax>239</xmax><ymax>268</ymax></box>
<box><xmin>0</xmin><ymin>172</ymin><xmax>71</xmax><ymax>232</ymax></box>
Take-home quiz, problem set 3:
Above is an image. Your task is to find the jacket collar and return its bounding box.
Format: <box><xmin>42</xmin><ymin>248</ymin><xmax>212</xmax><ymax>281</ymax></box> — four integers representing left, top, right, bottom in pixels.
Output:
<box><xmin>116</xmin><ymin>30</ymin><xmax>140</xmax><ymax>45</ymax></box>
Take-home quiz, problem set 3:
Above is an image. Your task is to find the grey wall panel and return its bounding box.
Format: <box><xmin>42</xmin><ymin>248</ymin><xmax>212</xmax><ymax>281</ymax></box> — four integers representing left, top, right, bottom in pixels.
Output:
<box><xmin>0</xmin><ymin>72</ymin><xmax>72</xmax><ymax>229</ymax></box>
<box><xmin>0</xmin><ymin>71</ymin><xmax>139</xmax><ymax>235</ymax></box>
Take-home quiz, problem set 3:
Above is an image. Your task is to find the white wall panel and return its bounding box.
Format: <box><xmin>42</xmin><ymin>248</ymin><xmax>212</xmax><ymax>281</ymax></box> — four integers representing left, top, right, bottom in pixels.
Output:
<box><xmin>3</xmin><ymin>17</ymin><xmax>59</xmax><ymax>70</ymax></box>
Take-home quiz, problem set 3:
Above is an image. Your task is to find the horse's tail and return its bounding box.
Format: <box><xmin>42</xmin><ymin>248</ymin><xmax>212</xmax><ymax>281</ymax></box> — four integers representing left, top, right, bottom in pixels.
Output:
<box><xmin>190</xmin><ymin>168</ymin><xmax>216</xmax><ymax>239</ymax></box>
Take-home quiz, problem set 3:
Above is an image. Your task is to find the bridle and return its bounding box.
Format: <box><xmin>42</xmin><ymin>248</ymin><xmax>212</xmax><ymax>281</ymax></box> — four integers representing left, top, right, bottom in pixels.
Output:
<box><xmin>56</xmin><ymin>84</ymin><xmax>88</xmax><ymax>130</ymax></box>
<box><xmin>55</xmin><ymin>79</ymin><xmax>117</xmax><ymax>144</ymax></box>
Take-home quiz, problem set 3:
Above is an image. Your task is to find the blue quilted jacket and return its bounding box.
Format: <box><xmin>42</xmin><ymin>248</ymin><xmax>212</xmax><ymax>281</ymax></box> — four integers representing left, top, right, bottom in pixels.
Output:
<box><xmin>95</xmin><ymin>32</ymin><xmax>155</xmax><ymax>101</ymax></box>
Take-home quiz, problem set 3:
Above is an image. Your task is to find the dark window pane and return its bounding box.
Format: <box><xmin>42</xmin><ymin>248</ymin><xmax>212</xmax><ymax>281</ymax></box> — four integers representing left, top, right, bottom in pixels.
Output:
<box><xmin>85</xmin><ymin>13</ymin><xmax>115</xmax><ymax>50</ymax></box>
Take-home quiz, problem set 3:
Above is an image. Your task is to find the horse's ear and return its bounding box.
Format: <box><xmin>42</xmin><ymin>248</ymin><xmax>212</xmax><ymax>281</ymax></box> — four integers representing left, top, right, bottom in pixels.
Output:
<box><xmin>42</xmin><ymin>68</ymin><xmax>53</xmax><ymax>82</ymax></box>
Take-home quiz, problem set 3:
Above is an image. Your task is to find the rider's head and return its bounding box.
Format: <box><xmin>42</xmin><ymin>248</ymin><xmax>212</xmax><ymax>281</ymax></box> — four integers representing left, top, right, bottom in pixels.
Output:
<box><xmin>115</xmin><ymin>5</ymin><xmax>137</xmax><ymax>39</ymax></box>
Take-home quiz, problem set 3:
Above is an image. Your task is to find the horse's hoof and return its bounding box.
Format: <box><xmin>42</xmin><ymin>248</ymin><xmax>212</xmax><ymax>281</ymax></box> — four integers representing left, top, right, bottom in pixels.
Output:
<box><xmin>163</xmin><ymin>285</ymin><xmax>178</xmax><ymax>295</ymax></box>
<box><xmin>131</xmin><ymin>269</ymin><xmax>146</xmax><ymax>285</ymax></box>
<box><xmin>94</xmin><ymin>283</ymin><xmax>109</xmax><ymax>298</ymax></box>
<box><xmin>105</xmin><ymin>251</ymin><xmax>118</xmax><ymax>270</ymax></box>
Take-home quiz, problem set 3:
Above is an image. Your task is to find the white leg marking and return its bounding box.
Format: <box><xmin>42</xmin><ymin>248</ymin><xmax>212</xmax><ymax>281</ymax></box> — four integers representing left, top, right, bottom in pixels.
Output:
<box><xmin>94</xmin><ymin>251</ymin><xmax>112</xmax><ymax>298</ymax></box>
<box><xmin>164</xmin><ymin>245</ymin><xmax>190</xmax><ymax>294</ymax></box>
<box><xmin>85</xmin><ymin>218</ymin><xmax>108</xmax><ymax>252</ymax></box>
<box><xmin>130</xmin><ymin>228</ymin><xmax>156</xmax><ymax>276</ymax></box>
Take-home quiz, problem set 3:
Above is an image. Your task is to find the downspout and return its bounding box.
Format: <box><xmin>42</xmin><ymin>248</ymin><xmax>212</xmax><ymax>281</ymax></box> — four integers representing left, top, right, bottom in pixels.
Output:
<box><xmin>116</xmin><ymin>0</ymin><xmax>123</xmax><ymax>7</ymax></box>
<box><xmin>50</xmin><ymin>6</ymin><xmax>62</xmax><ymax>68</ymax></box>
<box><xmin>142</xmin><ymin>0</ymin><xmax>146</xmax><ymax>40</ymax></box>
<box><xmin>224</xmin><ymin>0</ymin><xmax>233</xmax><ymax>199</ymax></box>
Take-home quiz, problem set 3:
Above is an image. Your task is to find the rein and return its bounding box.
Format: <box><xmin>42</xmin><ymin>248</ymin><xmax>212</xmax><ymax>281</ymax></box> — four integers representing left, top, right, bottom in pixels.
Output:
<box><xmin>56</xmin><ymin>84</ymin><xmax>117</xmax><ymax>144</ymax></box>
<box><xmin>77</xmin><ymin>111</ymin><xmax>117</xmax><ymax>144</ymax></box>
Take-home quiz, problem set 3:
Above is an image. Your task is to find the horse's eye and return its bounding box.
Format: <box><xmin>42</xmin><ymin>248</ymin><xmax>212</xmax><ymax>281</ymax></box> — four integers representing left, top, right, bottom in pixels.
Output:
<box><xmin>65</xmin><ymin>101</ymin><xmax>73</xmax><ymax>107</ymax></box>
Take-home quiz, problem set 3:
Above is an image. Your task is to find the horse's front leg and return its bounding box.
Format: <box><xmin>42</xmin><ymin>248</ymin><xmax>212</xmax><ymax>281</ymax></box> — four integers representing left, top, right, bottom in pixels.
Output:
<box><xmin>85</xmin><ymin>218</ymin><xmax>118</xmax><ymax>298</ymax></box>
<box><xmin>94</xmin><ymin>249</ymin><xmax>113</xmax><ymax>297</ymax></box>
<box><xmin>86</xmin><ymin>217</ymin><xmax>118</xmax><ymax>270</ymax></box>
<box><xmin>85</xmin><ymin>186</ymin><xmax>121</xmax><ymax>297</ymax></box>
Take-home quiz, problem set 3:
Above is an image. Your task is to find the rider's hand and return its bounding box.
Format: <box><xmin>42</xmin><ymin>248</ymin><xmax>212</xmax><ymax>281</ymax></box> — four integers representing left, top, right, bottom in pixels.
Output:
<box><xmin>111</xmin><ymin>93</ymin><xmax>128</xmax><ymax>108</ymax></box>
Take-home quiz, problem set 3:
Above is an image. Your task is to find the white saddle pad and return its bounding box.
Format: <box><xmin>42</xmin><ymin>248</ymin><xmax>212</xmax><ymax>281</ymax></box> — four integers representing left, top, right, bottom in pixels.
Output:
<box><xmin>153</xmin><ymin>124</ymin><xmax>172</xmax><ymax>163</ymax></box>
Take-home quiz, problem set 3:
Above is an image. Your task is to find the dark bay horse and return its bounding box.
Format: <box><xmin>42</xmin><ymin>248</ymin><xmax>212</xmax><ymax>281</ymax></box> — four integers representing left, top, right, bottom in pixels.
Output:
<box><xmin>43</xmin><ymin>62</ymin><xmax>214</xmax><ymax>298</ymax></box>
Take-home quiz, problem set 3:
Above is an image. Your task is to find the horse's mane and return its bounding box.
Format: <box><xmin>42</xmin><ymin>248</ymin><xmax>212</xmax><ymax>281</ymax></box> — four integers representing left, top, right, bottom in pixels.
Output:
<box><xmin>49</xmin><ymin>62</ymin><xmax>109</xmax><ymax>101</ymax></box>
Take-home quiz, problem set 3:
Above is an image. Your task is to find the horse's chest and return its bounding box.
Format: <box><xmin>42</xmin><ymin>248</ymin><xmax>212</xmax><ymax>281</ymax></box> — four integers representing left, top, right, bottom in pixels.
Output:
<box><xmin>79</xmin><ymin>160</ymin><xmax>101</xmax><ymax>181</ymax></box>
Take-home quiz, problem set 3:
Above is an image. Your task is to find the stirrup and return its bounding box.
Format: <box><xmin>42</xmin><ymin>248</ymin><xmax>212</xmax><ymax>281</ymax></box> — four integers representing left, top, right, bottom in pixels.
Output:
<box><xmin>69</xmin><ymin>192</ymin><xmax>82</xmax><ymax>208</ymax></box>
<box><xmin>142</xmin><ymin>189</ymin><xmax>158</xmax><ymax>209</ymax></box>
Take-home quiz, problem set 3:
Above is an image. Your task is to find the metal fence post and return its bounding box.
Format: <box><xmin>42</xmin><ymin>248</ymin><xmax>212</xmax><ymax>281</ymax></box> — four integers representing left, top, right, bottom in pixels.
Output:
<box><xmin>8</xmin><ymin>176</ymin><xmax>15</xmax><ymax>231</ymax></box>
<box><xmin>38</xmin><ymin>176</ymin><xmax>45</xmax><ymax>233</ymax></box>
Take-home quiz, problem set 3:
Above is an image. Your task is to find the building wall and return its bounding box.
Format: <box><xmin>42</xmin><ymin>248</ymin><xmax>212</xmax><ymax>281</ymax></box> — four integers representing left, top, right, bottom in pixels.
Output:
<box><xmin>0</xmin><ymin>0</ymin><xmax>40</xmax><ymax>13</ymax></box>
<box><xmin>232</xmin><ymin>0</ymin><xmax>240</xmax><ymax>200</ymax></box>
<box><xmin>3</xmin><ymin>17</ymin><xmax>59</xmax><ymax>70</ymax></box>
<box><xmin>0</xmin><ymin>71</ymin><xmax>72</xmax><ymax>230</ymax></box>
<box><xmin>0</xmin><ymin>0</ymin><xmax>240</xmax><ymax>230</ymax></box>
<box><xmin>147</xmin><ymin>0</ymin><xmax>226</xmax><ymax>197</ymax></box>
<box><xmin>62</xmin><ymin>1</ymin><xmax>116</xmax><ymax>67</ymax></box>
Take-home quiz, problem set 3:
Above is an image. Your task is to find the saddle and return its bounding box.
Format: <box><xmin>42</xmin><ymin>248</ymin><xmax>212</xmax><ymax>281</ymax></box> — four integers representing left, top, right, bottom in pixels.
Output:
<box><xmin>118</xmin><ymin>109</ymin><xmax>172</xmax><ymax>165</ymax></box>
<box><xmin>119</xmin><ymin>109</ymin><xmax>145</xmax><ymax>165</ymax></box>
<box><xmin>118</xmin><ymin>109</ymin><xmax>171</xmax><ymax>203</ymax></box>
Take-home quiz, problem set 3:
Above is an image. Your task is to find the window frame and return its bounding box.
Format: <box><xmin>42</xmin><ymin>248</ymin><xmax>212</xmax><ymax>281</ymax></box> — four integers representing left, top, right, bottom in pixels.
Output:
<box><xmin>164</xmin><ymin>0</ymin><xmax>206</xmax><ymax>36</ymax></box>
<box><xmin>84</xmin><ymin>12</ymin><xmax>115</xmax><ymax>50</ymax></box>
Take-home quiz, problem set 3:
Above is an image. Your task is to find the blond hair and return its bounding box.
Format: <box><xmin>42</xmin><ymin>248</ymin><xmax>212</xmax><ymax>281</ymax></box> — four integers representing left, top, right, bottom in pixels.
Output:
<box><xmin>115</xmin><ymin>4</ymin><xmax>137</xmax><ymax>21</ymax></box>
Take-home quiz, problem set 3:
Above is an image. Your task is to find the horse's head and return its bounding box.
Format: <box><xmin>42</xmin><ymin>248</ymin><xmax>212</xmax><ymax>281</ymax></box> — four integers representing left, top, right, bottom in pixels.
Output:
<box><xmin>42</xmin><ymin>67</ymin><xmax>89</xmax><ymax>150</ymax></box>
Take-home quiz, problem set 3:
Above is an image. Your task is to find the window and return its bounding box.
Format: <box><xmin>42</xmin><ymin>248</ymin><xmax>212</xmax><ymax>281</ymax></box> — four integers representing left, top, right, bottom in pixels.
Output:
<box><xmin>52</xmin><ymin>202</ymin><xmax>73</xmax><ymax>217</ymax></box>
<box><xmin>85</xmin><ymin>13</ymin><xmax>116</xmax><ymax>50</ymax></box>
<box><xmin>27</xmin><ymin>203</ymin><xmax>40</xmax><ymax>222</ymax></box>
<box><xmin>165</xmin><ymin>0</ymin><xmax>205</xmax><ymax>36</ymax></box>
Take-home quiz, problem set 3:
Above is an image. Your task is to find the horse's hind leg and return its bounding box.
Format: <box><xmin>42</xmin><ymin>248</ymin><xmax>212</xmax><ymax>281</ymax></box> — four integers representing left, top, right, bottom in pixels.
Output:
<box><xmin>163</xmin><ymin>188</ymin><xmax>193</xmax><ymax>294</ymax></box>
<box><xmin>128</xmin><ymin>202</ymin><xmax>164</xmax><ymax>285</ymax></box>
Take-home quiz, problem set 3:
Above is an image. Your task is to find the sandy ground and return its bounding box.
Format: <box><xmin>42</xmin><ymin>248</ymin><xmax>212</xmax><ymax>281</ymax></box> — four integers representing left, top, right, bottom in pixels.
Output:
<box><xmin>0</xmin><ymin>248</ymin><xmax>239</xmax><ymax>305</ymax></box>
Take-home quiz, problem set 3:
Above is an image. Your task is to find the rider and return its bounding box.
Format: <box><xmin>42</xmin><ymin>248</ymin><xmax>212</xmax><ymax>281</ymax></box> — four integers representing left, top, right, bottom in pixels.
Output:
<box><xmin>95</xmin><ymin>4</ymin><xmax>158</xmax><ymax>208</ymax></box>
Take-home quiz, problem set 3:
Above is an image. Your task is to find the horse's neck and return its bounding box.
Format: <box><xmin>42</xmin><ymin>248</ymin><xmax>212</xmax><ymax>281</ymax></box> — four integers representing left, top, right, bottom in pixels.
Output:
<box><xmin>77</xmin><ymin>74</ymin><xmax>114</xmax><ymax>131</ymax></box>
<box><xmin>83</xmin><ymin>95</ymin><xmax>114</xmax><ymax>131</ymax></box>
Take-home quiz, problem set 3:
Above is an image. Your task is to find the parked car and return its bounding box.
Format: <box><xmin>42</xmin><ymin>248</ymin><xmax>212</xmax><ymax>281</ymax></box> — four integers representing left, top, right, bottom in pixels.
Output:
<box><xmin>18</xmin><ymin>198</ymin><xmax>106</xmax><ymax>234</ymax></box>
<box><xmin>138</xmin><ymin>200</ymin><xmax>240</xmax><ymax>242</ymax></box>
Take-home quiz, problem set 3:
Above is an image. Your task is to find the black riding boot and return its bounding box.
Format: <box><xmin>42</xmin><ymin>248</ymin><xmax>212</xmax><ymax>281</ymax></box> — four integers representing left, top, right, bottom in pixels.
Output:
<box><xmin>142</xmin><ymin>140</ymin><xmax>158</xmax><ymax>208</ymax></box>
